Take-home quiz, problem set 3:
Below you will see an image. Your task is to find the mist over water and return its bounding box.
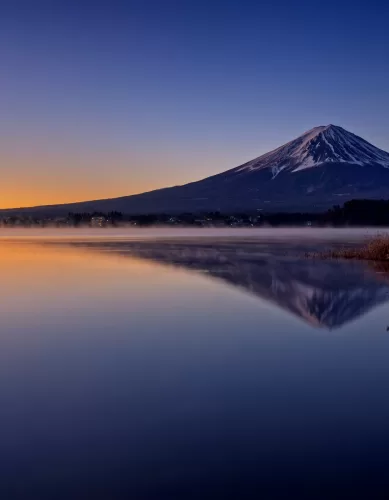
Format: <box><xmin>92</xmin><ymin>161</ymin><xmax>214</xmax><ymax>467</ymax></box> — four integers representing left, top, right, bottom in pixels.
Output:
<box><xmin>1</xmin><ymin>226</ymin><xmax>389</xmax><ymax>241</ymax></box>
<box><xmin>2</xmin><ymin>229</ymin><xmax>389</xmax><ymax>498</ymax></box>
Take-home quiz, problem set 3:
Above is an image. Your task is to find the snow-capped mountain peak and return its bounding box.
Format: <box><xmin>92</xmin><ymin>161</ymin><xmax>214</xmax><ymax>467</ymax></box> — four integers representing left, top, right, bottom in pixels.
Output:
<box><xmin>237</xmin><ymin>124</ymin><xmax>389</xmax><ymax>177</ymax></box>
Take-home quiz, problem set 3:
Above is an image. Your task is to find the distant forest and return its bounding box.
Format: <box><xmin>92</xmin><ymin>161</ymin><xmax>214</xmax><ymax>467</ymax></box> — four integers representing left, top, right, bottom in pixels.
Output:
<box><xmin>3</xmin><ymin>199</ymin><xmax>389</xmax><ymax>227</ymax></box>
<box><xmin>263</xmin><ymin>199</ymin><xmax>389</xmax><ymax>226</ymax></box>
<box><xmin>66</xmin><ymin>200</ymin><xmax>389</xmax><ymax>227</ymax></box>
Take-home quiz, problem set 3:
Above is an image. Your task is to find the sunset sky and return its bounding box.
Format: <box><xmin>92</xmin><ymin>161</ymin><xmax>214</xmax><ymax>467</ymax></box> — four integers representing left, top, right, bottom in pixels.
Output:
<box><xmin>2</xmin><ymin>0</ymin><xmax>389</xmax><ymax>208</ymax></box>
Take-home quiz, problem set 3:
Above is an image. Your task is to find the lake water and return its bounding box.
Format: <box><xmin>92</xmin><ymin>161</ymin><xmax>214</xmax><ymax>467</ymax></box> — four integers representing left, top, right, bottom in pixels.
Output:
<box><xmin>2</xmin><ymin>229</ymin><xmax>389</xmax><ymax>499</ymax></box>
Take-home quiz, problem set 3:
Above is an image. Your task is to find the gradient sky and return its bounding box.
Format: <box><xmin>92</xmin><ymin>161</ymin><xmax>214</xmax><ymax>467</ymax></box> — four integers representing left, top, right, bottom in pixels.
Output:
<box><xmin>2</xmin><ymin>0</ymin><xmax>389</xmax><ymax>208</ymax></box>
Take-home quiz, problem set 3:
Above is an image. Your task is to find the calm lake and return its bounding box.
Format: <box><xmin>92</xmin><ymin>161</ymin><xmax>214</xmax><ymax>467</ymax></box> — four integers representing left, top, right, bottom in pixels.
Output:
<box><xmin>2</xmin><ymin>228</ymin><xmax>389</xmax><ymax>499</ymax></box>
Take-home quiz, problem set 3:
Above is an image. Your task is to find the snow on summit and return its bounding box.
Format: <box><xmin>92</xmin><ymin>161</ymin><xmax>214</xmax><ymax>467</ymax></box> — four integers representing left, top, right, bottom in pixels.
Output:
<box><xmin>237</xmin><ymin>124</ymin><xmax>389</xmax><ymax>177</ymax></box>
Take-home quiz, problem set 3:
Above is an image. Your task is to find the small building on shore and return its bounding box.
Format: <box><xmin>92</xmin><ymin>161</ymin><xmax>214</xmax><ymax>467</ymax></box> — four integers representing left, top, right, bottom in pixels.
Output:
<box><xmin>91</xmin><ymin>216</ymin><xmax>107</xmax><ymax>227</ymax></box>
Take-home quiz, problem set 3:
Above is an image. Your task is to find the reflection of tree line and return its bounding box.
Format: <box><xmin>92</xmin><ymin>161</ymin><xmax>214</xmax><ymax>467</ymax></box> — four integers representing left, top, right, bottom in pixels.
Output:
<box><xmin>68</xmin><ymin>241</ymin><xmax>389</xmax><ymax>330</ymax></box>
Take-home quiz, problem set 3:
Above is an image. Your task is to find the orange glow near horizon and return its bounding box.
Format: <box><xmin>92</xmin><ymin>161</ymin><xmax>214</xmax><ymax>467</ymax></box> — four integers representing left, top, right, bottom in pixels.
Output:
<box><xmin>0</xmin><ymin>152</ymin><xmax>182</xmax><ymax>209</ymax></box>
<box><xmin>0</xmin><ymin>151</ymin><xmax>170</xmax><ymax>208</ymax></box>
<box><xmin>0</xmin><ymin>180</ymin><xmax>166</xmax><ymax>209</ymax></box>
<box><xmin>0</xmin><ymin>145</ymin><xmax>233</xmax><ymax>209</ymax></box>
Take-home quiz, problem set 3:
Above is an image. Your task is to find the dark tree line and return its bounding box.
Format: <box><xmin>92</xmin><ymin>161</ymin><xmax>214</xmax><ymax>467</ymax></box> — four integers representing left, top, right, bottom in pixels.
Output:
<box><xmin>258</xmin><ymin>200</ymin><xmax>389</xmax><ymax>226</ymax></box>
<box><xmin>68</xmin><ymin>211</ymin><xmax>123</xmax><ymax>226</ymax></box>
<box><xmin>3</xmin><ymin>199</ymin><xmax>389</xmax><ymax>227</ymax></box>
<box><xmin>68</xmin><ymin>201</ymin><xmax>389</xmax><ymax>226</ymax></box>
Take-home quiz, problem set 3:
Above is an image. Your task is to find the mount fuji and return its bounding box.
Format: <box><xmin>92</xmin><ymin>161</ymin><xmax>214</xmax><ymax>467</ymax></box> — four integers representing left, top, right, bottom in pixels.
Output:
<box><xmin>5</xmin><ymin>124</ymin><xmax>389</xmax><ymax>214</ymax></box>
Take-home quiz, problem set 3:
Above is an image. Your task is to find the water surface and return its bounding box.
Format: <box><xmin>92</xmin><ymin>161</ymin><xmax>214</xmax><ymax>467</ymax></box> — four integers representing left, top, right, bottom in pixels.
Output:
<box><xmin>2</xmin><ymin>230</ymin><xmax>389</xmax><ymax>499</ymax></box>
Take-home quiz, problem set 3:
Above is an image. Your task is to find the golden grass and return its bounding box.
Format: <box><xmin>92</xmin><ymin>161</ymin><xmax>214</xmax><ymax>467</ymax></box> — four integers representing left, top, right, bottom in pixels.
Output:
<box><xmin>308</xmin><ymin>236</ymin><xmax>389</xmax><ymax>261</ymax></box>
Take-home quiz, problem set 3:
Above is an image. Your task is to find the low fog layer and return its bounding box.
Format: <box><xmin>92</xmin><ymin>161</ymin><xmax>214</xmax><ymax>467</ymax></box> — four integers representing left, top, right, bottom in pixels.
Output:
<box><xmin>0</xmin><ymin>226</ymin><xmax>388</xmax><ymax>242</ymax></box>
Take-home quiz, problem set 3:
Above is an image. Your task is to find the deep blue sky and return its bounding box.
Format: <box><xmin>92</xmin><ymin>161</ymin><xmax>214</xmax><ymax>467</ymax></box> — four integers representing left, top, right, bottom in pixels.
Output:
<box><xmin>1</xmin><ymin>0</ymin><xmax>389</xmax><ymax>207</ymax></box>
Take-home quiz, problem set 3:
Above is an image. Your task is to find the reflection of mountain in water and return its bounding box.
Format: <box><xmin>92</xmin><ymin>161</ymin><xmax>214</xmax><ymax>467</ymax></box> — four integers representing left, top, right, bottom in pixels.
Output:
<box><xmin>76</xmin><ymin>241</ymin><xmax>389</xmax><ymax>329</ymax></box>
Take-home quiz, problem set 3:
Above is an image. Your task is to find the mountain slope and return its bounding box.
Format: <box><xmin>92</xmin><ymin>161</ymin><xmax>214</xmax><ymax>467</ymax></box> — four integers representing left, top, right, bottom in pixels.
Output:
<box><xmin>4</xmin><ymin>124</ymin><xmax>389</xmax><ymax>215</ymax></box>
